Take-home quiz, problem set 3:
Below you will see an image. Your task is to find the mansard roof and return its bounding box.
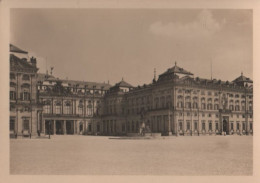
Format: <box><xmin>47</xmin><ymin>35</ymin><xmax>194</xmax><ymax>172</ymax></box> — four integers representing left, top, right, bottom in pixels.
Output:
<box><xmin>160</xmin><ymin>62</ymin><xmax>193</xmax><ymax>76</ymax></box>
<box><xmin>10</xmin><ymin>44</ymin><xmax>28</xmax><ymax>54</ymax></box>
<box><xmin>37</xmin><ymin>73</ymin><xmax>111</xmax><ymax>90</ymax></box>
<box><xmin>232</xmin><ymin>73</ymin><xmax>253</xmax><ymax>83</ymax></box>
<box><xmin>10</xmin><ymin>54</ymin><xmax>38</xmax><ymax>73</ymax></box>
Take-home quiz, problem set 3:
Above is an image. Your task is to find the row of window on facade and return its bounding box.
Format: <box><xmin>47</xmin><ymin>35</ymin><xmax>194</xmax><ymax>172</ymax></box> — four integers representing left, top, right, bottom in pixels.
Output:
<box><xmin>176</xmin><ymin>89</ymin><xmax>253</xmax><ymax>99</ymax></box>
<box><xmin>9</xmin><ymin>118</ymin><xmax>30</xmax><ymax>131</ymax></box>
<box><xmin>176</xmin><ymin>112</ymin><xmax>252</xmax><ymax>119</ymax></box>
<box><xmin>10</xmin><ymin>73</ymin><xmax>31</xmax><ymax>80</ymax></box>
<box><xmin>10</xmin><ymin>91</ymin><xmax>30</xmax><ymax>100</ymax></box>
<box><xmin>176</xmin><ymin>120</ymin><xmax>253</xmax><ymax>132</ymax></box>
<box><xmin>43</xmin><ymin>104</ymin><xmax>98</xmax><ymax>116</ymax></box>
<box><xmin>175</xmin><ymin>102</ymin><xmax>252</xmax><ymax>111</ymax></box>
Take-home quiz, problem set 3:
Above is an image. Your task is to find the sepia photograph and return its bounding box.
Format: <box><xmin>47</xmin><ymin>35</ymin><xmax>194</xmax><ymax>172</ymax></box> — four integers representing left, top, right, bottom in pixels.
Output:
<box><xmin>8</xmin><ymin>8</ymin><xmax>254</xmax><ymax>176</ymax></box>
<box><xmin>1</xmin><ymin>1</ymin><xmax>260</xmax><ymax>182</ymax></box>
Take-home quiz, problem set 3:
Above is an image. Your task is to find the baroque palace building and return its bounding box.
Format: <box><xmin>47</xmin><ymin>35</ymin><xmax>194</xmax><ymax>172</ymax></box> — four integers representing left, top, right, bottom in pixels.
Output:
<box><xmin>9</xmin><ymin>44</ymin><xmax>253</xmax><ymax>137</ymax></box>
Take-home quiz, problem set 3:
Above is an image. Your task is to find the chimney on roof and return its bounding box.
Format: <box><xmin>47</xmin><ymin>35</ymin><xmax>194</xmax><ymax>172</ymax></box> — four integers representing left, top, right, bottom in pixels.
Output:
<box><xmin>241</xmin><ymin>71</ymin><xmax>243</xmax><ymax>76</ymax></box>
<box><xmin>30</xmin><ymin>57</ymin><xmax>37</xmax><ymax>67</ymax></box>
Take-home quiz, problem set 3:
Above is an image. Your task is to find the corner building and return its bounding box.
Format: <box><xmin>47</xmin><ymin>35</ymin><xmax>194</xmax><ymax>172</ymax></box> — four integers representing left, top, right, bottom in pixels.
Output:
<box><xmin>101</xmin><ymin>63</ymin><xmax>253</xmax><ymax>136</ymax></box>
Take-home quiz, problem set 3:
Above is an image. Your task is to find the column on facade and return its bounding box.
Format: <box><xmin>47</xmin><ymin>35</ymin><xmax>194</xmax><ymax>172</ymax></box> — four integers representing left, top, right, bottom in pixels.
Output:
<box><xmin>42</xmin><ymin>117</ymin><xmax>45</xmax><ymax>134</ymax></box>
<box><xmin>63</xmin><ymin>120</ymin><xmax>67</xmax><ymax>135</ymax></box>
<box><xmin>53</xmin><ymin>120</ymin><xmax>56</xmax><ymax>135</ymax></box>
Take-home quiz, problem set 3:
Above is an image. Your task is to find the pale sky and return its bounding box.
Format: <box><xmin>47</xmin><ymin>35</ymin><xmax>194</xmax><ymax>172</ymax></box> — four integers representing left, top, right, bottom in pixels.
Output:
<box><xmin>10</xmin><ymin>9</ymin><xmax>252</xmax><ymax>86</ymax></box>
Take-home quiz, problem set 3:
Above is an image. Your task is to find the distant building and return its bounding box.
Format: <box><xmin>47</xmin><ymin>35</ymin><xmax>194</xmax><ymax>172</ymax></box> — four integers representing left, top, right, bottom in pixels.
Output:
<box><xmin>9</xmin><ymin>45</ymin><xmax>253</xmax><ymax>137</ymax></box>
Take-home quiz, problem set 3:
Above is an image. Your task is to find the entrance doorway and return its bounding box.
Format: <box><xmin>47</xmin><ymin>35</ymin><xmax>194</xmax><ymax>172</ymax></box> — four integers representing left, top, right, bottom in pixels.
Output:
<box><xmin>222</xmin><ymin>118</ymin><xmax>229</xmax><ymax>135</ymax></box>
<box><xmin>66</xmin><ymin>120</ymin><xmax>74</xmax><ymax>134</ymax></box>
<box><xmin>45</xmin><ymin>120</ymin><xmax>53</xmax><ymax>135</ymax></box>
<box><xmin>56</xmin><ymin>121</ymin><xmax>63</xmax><ymax>134</ymax></box>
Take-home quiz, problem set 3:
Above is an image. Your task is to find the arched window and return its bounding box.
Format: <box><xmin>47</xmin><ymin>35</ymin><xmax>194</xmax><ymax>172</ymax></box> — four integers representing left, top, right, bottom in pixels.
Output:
<box><xmin>87</xmin><ymin>100</ymin><xmax>93</xmax><ymax>116</ymax></box>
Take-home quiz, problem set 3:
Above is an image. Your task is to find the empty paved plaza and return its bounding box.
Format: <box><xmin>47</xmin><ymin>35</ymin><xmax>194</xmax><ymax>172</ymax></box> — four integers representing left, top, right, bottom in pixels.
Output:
<box><xmin>10</xmin><ymin>135</ymin><xmax>252</xmax><ymax>175</ymax></box>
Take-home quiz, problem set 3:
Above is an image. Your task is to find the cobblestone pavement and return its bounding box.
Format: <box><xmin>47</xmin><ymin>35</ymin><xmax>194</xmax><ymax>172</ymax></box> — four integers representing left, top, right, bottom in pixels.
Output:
<box><xmin>10</xmin><ymin>135</ymin><xmax>253</xmax><ymax>175</ymax></box>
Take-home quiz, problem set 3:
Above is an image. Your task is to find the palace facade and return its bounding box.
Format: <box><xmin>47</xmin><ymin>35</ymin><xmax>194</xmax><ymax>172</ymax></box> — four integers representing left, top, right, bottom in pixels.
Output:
<box><xmin>9</xmin><ymin>45</ymin><xmax>253</xmax><ymax>137</ymax></box>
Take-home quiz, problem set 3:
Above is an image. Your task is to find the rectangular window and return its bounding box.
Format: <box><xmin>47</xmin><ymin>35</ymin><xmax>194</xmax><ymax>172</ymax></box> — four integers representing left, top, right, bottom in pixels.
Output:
<box><xmin>10</xmin><ymin>119</ymin><xmax>15</xmax><ymax>131</ymax></box>
<box><xmin>43</xmin><ymin>105</ymin><xmax>51</xmax><ymax>114</ymax></box>
<box><xmin>10</xmin><ymin>91</ymin><xmax>16</xmax><ymax>100</ymax></box>
<box><xmin>202</xmin><ymin>122</ymin><xmax>206</xmax><ymax>130</ymax></box>
<box><xmin>231</xmin><ymin>123</ymin><xmax>234</xmax><ymax>130</ymax></box>
<box><xmin>186</xmin><ymin>121</ymin><xmax>190</xmax><ymax>130</ymax></box>
<box><xmin>215</xmin><ymin>122</ymin><xmax>219</xmax><ymax>130</ymax></box>
<box><xmin>64</xmin><ymin>106</ymin><xmax>72</xmax><ymax>114</ymax></box>
<box><xmin>194</xmin><ymin>121</ymin><xmax>198</xmax><ymax>130</ymax></box>
<box><xmin>178</xmin><ymin>120</ymin><xmax>183</xmax><ymax>130</ymax></box>
<box><xmin>78</xmin><ymin>106</ymin><xmax>83</xmax><ymax>115</ymax></box>
<box><xmin>243</xmin><ymin>122</ymin><xmax>246</xmax><ymax>130</ymax></box>
<box><xmin>236</xmin><ymin>122</ymin><xmax>240</xmax><ymax>130</ymax></box>
<box><xmin>23</xmin><ymin>119</ymin><xmax>29</xmax><ymax>130</ymax></box>
<box><xmin>209</xmin><ymin>121</ymin><xmax>212</xmax><ymax>130</ymax></box>
<box><xmin>88</xmin><ymin>123</ymin><xmax>92</xmax><ymax>132</ymax></box>
<box><xmin>250</xmin><ymin>123</ymin><xmax>253</xmax><ymax>130</ymax></box>
<box><xmin>55</xmin><ymin>105</ymin><xmax>61</xmax><ymax>114</ymax></box>
<box><xmin>23</xmin><ymin>92</ymin><xmax>30</xmax><ymax>100</ymax></box>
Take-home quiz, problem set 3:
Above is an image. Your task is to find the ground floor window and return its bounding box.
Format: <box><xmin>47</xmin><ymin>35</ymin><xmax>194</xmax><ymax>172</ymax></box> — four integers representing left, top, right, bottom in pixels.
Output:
<box><xmin>209</xmin><ymin>121</ymin><xmax>212</xmax><ymax>131</ymax></box>
<box><xmin>23</xmin><ymin>119</ymin><xmax>29</xmax><ymax>130</ymax></box>
<box><xmin>250</xmin><ymin>123</ymin><xmax>253</xmax><ymax>130</ymax></box>
<box><xmin>202</xmin><ymin>122</ymin><xmax>206</xmax><ymax>131</ymax></box>
<box><xmin>88</xmin><ymin>123</ymin><xmax>92</xmax><ymax>132</ymax></box>
<box><xmin>242</xmin><ymin>122</ymin><xmax>246</xmax><ymax>131</ymax></box>
<box><xmin>215</xmin><ymin>122</ymin><xmax>219</xmax><ymax>130</ymax></box>
<box><xmin>194</xmin><ymin>121</ymin><xmax>198</xmax><ymax>130</ymax></box>
<box><xmin>186</xmin><ymin>121</ymin><xmax>190</xmax><ymax>130</ymax></box>
<box><xmin>230</xmin><ymin>122</ymin><xmax>234</xmax><ymax>130</ymax></box>
<box><xmin>236</xmin><ymin>122</ymin><xmax>240</xmax><ymax>130</ymax></box>
<box><xmin>179</xmin><ymin>121</ymin><xmax>183</xmax><ymax>130</ymax></box>
<box><xmin>10</xmin><ymin>119</ymin><xmax>15</xmax><ymax>131</ymax></box>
